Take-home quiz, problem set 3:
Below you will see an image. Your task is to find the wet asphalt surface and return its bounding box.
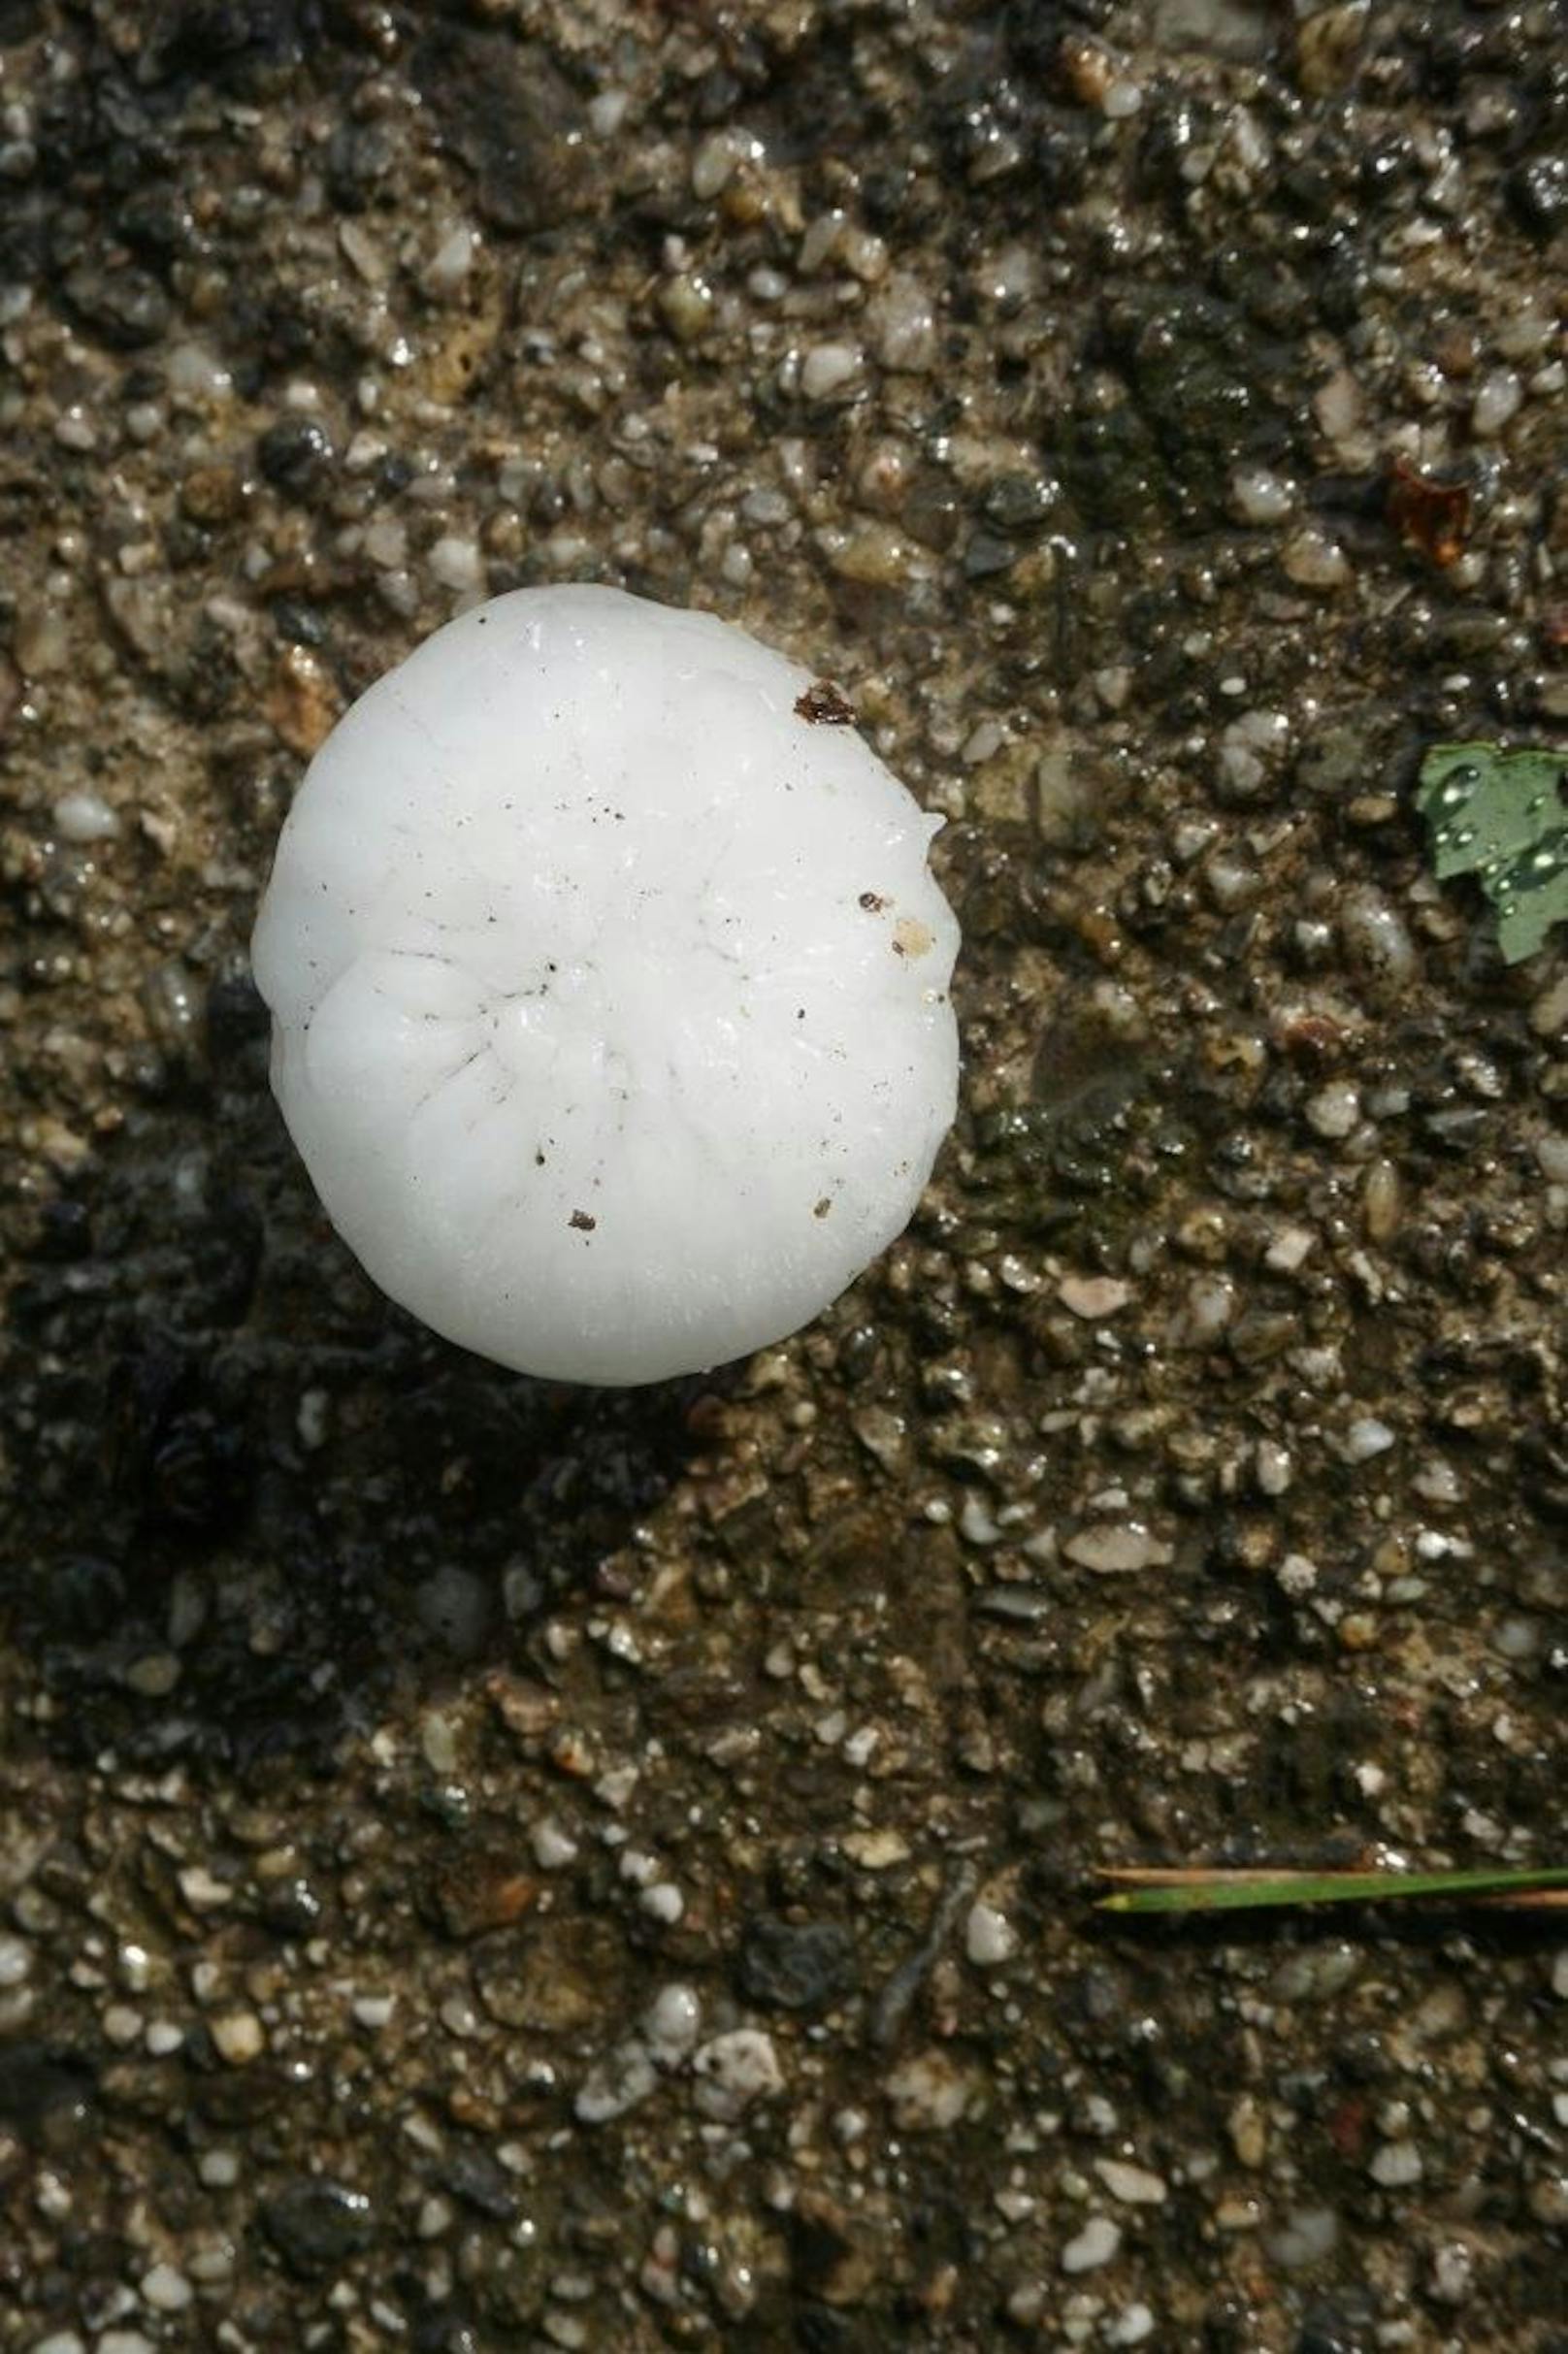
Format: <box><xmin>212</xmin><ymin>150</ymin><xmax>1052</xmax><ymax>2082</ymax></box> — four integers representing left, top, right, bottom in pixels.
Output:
<box><xmin>0</xmin><ymin>2</ymin><xmax>1565</xmax><ymax>2348</ymax></box>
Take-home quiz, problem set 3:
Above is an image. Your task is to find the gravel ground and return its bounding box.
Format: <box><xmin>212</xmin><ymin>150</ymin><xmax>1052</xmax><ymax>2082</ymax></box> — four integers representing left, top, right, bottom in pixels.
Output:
<box><xmin>1</xmin><ymin>1</ymin><xmax>1565</xmax><ymax>2348</ymax></box>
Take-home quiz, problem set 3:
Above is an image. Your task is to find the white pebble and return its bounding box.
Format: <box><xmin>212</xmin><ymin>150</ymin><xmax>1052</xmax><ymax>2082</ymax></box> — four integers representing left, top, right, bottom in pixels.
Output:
<box><xmin>586</xmin><ymin>90</ymin><xmax>629</xmax><ymax>138</ymax></box>
<box><xmin>1229</xmin><ymin>466</ymin><xmax>1295</xmax><ymax>525</ymax></box>
<box><xmin>178</xmin><ymin>1865</ymin><xmax>233</xmax><ymax>1913</ymax></box>
<box><xmin>639</xmin><ymin>1881</ymin><xmax>685</xmax><ymax>1923</ymax></box>
<box><xmin>1063</xmin><ymin>1522</ymin><xmax>1173</xmax><ymax>1575</ymax></box>
<box><xmin>1281</xmin><ymin>528</ymin><xmax>1351</xmax><ymax>589</ymax></box>
<box><xmin>1342</xmin><ymin>1416</ymin><xmax>1395</xmax><ymax>1463</ymax></box>
<box><xmin>575</xmin><ymin>2040</ymin><xmax>657</xmax><ymax>2124</ymax></box>
<box><xmin>1313</xmin><ymin>366</ymin><xmax>1363</xmax><ymax>441</ymax></box>
<box><xmin>870</xmin><ymin>274</ymin><xmax>938</xmax><ymax>373</ymax></box>
<box><xmin>1061</xmin><ymin>2214</ymin><xmax>1122</xmax><ymax>2273</ymax></box>
<box><xmin>1094</xmin><ymin>2158</ymin><xmax>1167</xmax><ymax>2205</ymax></box>
<box><xmin>209</xmin><ymin>2010</ymin><xmax>265</xmax><ymax>2065</ymax></box>
<box><xmin>644</xmin><ymin>1983</ymin><xmax>702</xmax><ymax>2061</ymax></box>
<box><xmin>1471</xmin><ymin>369</ymin><xmax>1522</xmax><ymax>438</ymax></box>
<box><xmin>800</xmin><ymin>343</ymin><xmax>862</xmax><ymax>401</ymax></box>
<box><xmin>691</xmin><ymin>128</ymin><xmax>763</xmax><ymax>200</ymax></box>
<box><xmin>140</xmin><ymin>2264</ymin><xmax>193</xmax><ymax>2313</ymax></box>
<box><xmin>0</xmin><ymin>1934</ymin><xmax>32</xmax><ymax>1987</ymax></box>
<box><xmin>50</xmin><ymin>790</ymin><xmax>120</xmax><ymax>845</ymax></box>
<box><xmin>531</xmin><ymin>1816</ymin><xmax>579</xmax><ymax>1871</ymax></box>
<box><xmin>1256</xmin><ymin>1440</ymin><xmax>1293</xmax><ymax>1496</ymax></box>
<box><xmin>1266</xmin><ymin>2206</ymin><xmax>1341</xmax><ymax>2267</ymax></box>
<box><xmin>1552</xmin><ymin>1951</ymin><xmax>1568</xmax><ymax>2000</ymax></box>
<box><xmin>1338</xmin><ymin>887</ymin><xmax>1417</xmax><ymax>991</ymax></box>
<box><xmin>352</xmin><ymin>1993</ymin><xmax>395</xmax><ymax>2030</ymax></box>
<box><xmin>693</xmin><ymin>2028</ymin><xmax>784</xmax><ymax>2120</ymax></box>
<box><xmin>1370</xmin><ymin>2140</ymin><xmax>1423</xmax><ymax>2187</ymax></box>
<box><xmin>1169</xmin><ymin>1273</ymin><xmax>1236</xmax><ymax>1348</ymax></box>
<box><xmin>885</xmin><ymin>2049</ymin><xmax>974</xmax><ymax>2129</ymax></box>
<box><xmin>429</xmin><ymin>536</ymin><xmax>483</xmax><ymax>593</ymax></box>
<box><xmin>422</xmin><ymin>224</ymin><xmax>476</xmax><ymax>300</ymax></box>
<box><xmin>1108</xmin><ymin>2305</ymin><xmax>1157</xmax><ymax>2346</ymax></box>
<box><xmin>1412</xmin><ymin>1456</ymin><xmax>1460</xmax><ymax>1503</ymax></box>
<box><xmin>1306</xmin><ymin>1080</ymin><xmax>1361</xmax><ymax>1140</ymax></box>
<box><xmin>1217</xmin><ymin>708</ymin><xmax>1290</xmax><ymax>800</ymax></box>
<box><xmin>165</xmin><ymin>343</ymin><xmax>232</xmax><ymax>404</ymax></box>
<box><xmin>965</xmin><ymin>1902</ymin><xmax>1020</xmax><ymax>1967</ymax></box>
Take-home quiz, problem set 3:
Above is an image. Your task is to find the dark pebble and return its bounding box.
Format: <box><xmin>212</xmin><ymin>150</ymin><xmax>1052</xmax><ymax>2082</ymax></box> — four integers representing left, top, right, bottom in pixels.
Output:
<box><xmin>442</xmin><ymin>2142</ymin><xmax>519</xmax><ymax>2221</ymax></box>
<box><xmin>0</xmin><ymin>2043</ymin><xmax>99</xmax><ymax>2152</ymax></box>
<box><xmin>257</xmin><ymin>418</ymin><xmax>336</xmax><ymax>500</ymax></box>
<box><xmin>409</xmin><ymin>24</ymin><xmax>588</xmax><ymax>234</ymax></box>
<box><xmin>1510</xmin><ymin>153</ymin><xmax>1568</xmax><ymax>236</ymax></box>
<box><xmin>62</xmin><ymin>264</ymin><xmax>173</xmax><ymax>349</ymax></box>
<box><xmin>262</xmin><ymin>2177</ymin><xmax>377</xmax><ymax>2276</ymax></box>
<box><xmin>260</xmin><ymin>1876</ymin><xmax>323</xmax><ymax>1937</ymax></box>
<box><xmin>42</xmin><ymin>1553</ymin><xmax>127</xmax><ymax>1643</ymax></box>
<box><xmin>737</xmin><ymin>1914</ymin><xmax>855</xmax><ymax>2011</ymax></box>
<box><xmin>981</xmin><ymin>472</ymin><xmax>1059</xmax><ymax>534</ymax></box>
<box><xmin>964</xmin><ymin>531</ymin><xmax>1018</xmax><ymax>579</ymax></box>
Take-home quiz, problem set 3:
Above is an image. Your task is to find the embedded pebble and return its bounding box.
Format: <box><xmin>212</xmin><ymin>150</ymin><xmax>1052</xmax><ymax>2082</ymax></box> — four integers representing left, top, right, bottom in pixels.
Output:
<box><xmin>1058</xmin><ymin>1274</ymin><xmax>1132</xmax><ymax>1320</ymax></box>
<box><xmin>574</xmin><ymin>2042</ymin><xmax>658</xmax><ymax>2125</ymax></box>
<box><xmin>800</xmin><ymin>344</ymin><xmax>862</xmax><ymax>402</ymax></box>
<box><xmin>1281</xmin><ymin>528</ymin><xmax>1351</xmax><ymax>588</ymax></box>
<box><xmin>428</xmin><ymin>536</ymin><xmax>484</xmax><ymax>594</ymax></box>
<box><xmin>1342</xmin><ymin>1416</ymin><xmax>1396</xmax><ymax>1462</ymax></box>
<box><xmin>1338</xmin><ymin>887</ymin><xmax>1417</xmax><ymax>992</ymax></box>
<box><xmin>1369</xmin><ymin>2141</ymin><xmax>1423</xmax><ymax>2187</ymax></box>
<box><xmin>1061</xmin><ymin>2215</ymin><xmax>1122</xmax><ymax>2273</ymax></box>
<box><xmin>643</xmin><ymin>1983</ymin><xmax>702</xmax><ymax>2062</ymax></box>
<box><xmin>1094</xmin><ymin>2159</ymin><xmax>1168</xmax><ymax>2206</ymax></box>
<box><xmin>422</xmin><ymin>223</ymin><xmax>476</xmax><ymax>300</ymax></box>
<box><xmin>871</xmin><ymin>274</ymin><xmax>938</xmax><ymax>373</ymax></box>
<box><xmin>50</xmin><ymin>790</ymin><xmax>120</xmax><ymax>843</ymax></box>
<box><xmin>140</xmin><ymin>2264</ymin><xmax>194</xmax><ymax>2313</ymax></box>
<box><xmin>693</xmin><ymin>2029</ymin><xmax>784</xmax><ymax>2120</ymax></box>
<box><xmin>965</xmin><ymin>1902</ymin><xmax>1020</xmax><ymax>1966</ymax></box>
<box><xmin>1063</xmin><ymin>1522</ymin><xmax>1174</xmax><ymax>1575</ymax></box>
<box><xmin>1229</xmin><ymin>465</ymin><xmax>1295</xmax><ymax>524</ymax></box>
<box><xmin>209</xmin><ymin>2011</ymin><xmax>266</xmax><ymax>2065</ymax></box>
<box><xmin>1471</xmin><ymin>369</ymin><xmax>1522</xmax><ymax>437</ymax></box>
<box><xmin>884</xmin><ymin>2049</ymin><xmax>975</xmax><ymax>2130</ymax></box>
<box><xmin>1361</xmin><ymin>1158</ymin><xmax>1403</xmax><ymax>1243</ymax></box>
<box><xmin>1306</xmin><ymin>1081</ymin><xmax>1361</xmax><ymax>1140</ymax></box>
<box><xmin>1265</xmin><ymin>2207</ymin><xmax>1342</xmax><ymax>2267</ymax></box>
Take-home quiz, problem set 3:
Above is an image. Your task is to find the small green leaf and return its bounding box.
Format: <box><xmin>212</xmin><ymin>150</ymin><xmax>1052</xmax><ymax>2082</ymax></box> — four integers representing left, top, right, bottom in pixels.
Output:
<box><xmin>1415</xmin><ymin>740</ymin><xmax>1568</xmax><ymax>964</ymax></box>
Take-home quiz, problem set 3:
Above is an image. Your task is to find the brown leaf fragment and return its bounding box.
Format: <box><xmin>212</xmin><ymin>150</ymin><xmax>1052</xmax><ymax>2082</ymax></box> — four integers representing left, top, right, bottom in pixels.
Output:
<box><xmin>795</xmin><ymin>679</ymin><xmax>857</xmax><ymax>726</ymax></box>
<box><xmin>1387</xmin><ymin>457</ymin><xmax>1470</xmax><ymax>569</ymax></box>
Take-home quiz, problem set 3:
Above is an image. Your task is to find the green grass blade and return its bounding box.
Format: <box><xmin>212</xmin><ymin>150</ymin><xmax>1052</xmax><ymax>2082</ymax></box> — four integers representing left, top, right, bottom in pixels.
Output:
<box><xmin>1095</xmin><ymin>1866</ymin><xmax>1568</xmax><ymax>1915</ymax></box>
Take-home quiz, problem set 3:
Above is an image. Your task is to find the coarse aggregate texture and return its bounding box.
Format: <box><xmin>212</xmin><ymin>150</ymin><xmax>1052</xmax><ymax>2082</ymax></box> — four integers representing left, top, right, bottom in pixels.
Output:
<box><xmin>0</xmin><ymin>1</ymin><xmax>1564</xmax><ymax>2350</ymax></box>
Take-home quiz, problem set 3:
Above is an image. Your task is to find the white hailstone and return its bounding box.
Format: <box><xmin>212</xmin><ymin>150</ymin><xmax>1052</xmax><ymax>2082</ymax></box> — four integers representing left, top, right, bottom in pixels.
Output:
<box><xmin>252</xmin><ymin>586</ymin><xmax>960</xmax><ymax>1385</ymax></box>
